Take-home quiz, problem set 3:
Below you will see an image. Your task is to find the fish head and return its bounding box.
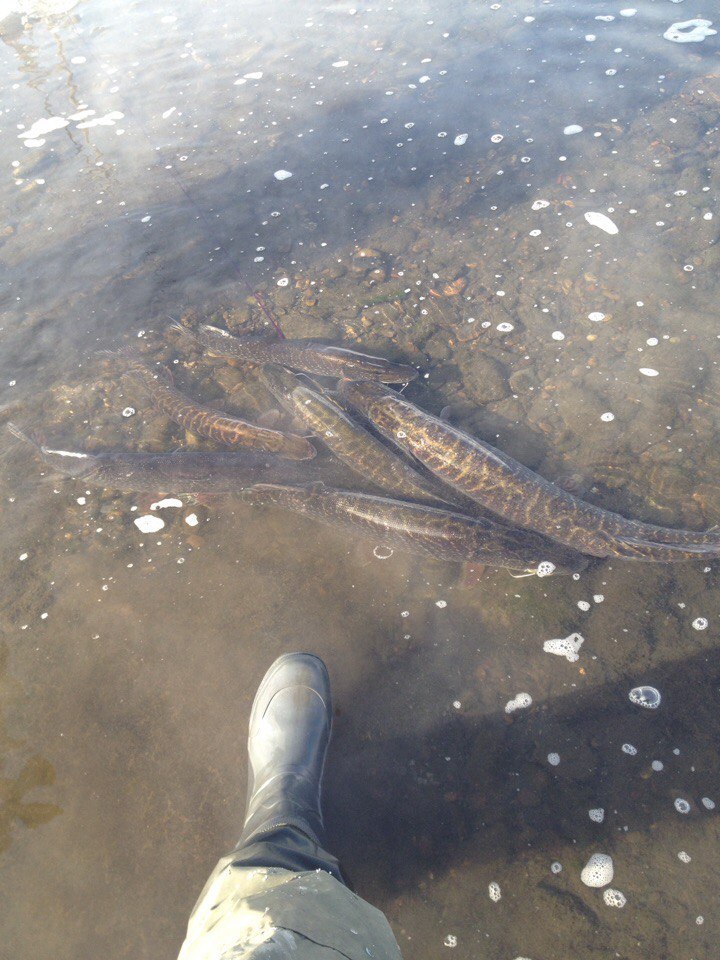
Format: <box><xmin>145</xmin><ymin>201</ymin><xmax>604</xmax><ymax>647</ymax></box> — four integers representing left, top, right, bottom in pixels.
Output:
<box><xmin>337</xmin><ymin>378</ymin><xmax>397</xmax><ymax>415</ymax></box>
<box><xmin>336</xmin><ymin>351</ymin><xmax>417</xmax><ymax>383</ymax></box>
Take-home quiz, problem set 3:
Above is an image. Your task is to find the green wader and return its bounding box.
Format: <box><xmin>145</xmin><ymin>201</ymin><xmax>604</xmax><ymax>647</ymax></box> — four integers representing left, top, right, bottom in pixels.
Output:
<box><xmin>177</xmin><ymin>826</ymin><xmax>403</xmax><ymax>960</ymax></box>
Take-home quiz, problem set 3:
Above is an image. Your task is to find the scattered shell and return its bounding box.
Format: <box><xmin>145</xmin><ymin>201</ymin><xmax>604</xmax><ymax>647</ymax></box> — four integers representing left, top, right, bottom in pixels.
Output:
<box><xmin>589</xmin><ymin>808</ymin><xmax>605</xmax><ymax>823</ymax></box>
<box><xmin>488</xmin><ymin>881</ymin><xmax>502</xmax><ymax>902</ymax></box>
<box><xmin>563</xmin><ymin>124</ymin><xmax>583</xmax><ymax>135</ymax></box>
<box><xmin>273</xmin><ymin>169</ymin><xmax>293</xmax><ymax>181</ymax></box>
<box><xmin>547</xmin><ymin>752</ymin><xmax>561</xmax><ymax>766</ymax></box>
<box><xmin>150</xmin><ymin>498</ymin><xmax>183</xmax><ymax>510</ymax></box>
<box><xmin>122</xmin><ymin>406</ymin><xmax>136</xmax><ymax>418</ymax></box>
<box><xmin>692</xmin><ymin>617</ymin><xmax>708</xmax><ymax>630</ymax></box>
<box><xmin>584</xmin><ymin>211</ymin><xmax>619</xmax><ymax>235</ymax></box>
<box><xmin>454</xmin><ymin>133</ymin><xmax>468</xmax><ymax>146</ymax></box>
<box><xmin>639</xmin><ymin>368</ymin><xmax>659</xmax><ymax>377</ymax></box>
<box><xmin>674</xmin><ymin>798</ymin><xmax>691</xmax><ymax>814</ymax></box>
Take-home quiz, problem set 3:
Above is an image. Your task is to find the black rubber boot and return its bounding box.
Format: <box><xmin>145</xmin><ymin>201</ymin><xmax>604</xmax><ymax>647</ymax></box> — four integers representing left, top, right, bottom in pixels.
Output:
<box><xmin>237</xmin><ymin>652</ymin><xmax>332</xmax><ymax>848</ymax></box>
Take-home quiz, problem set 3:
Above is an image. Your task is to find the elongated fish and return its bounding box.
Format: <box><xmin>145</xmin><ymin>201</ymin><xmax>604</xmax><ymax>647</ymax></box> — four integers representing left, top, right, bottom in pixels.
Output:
<box><xmin>106</xmin><ymin>353</ymin><xmax>316</xmax><ymax>461</ymax></box>
<box><xmin>7</xmin><ymin>424</ymin><xmax>349</xmax><ymax>492</ymax></box>
<box><xmin>338</xmin><ymin>381</ymin><xmax>720</xmax><ymax>562</ymax></box>
<box><xmin>173</xmin><ymin>321</ymin><xmax>418</xmax><ymax>383</ymax></box>
<box><xmin>259</xmin><ymin>364</ymin><xmax>448</xmax><ymax>505</ymax></box>
<box><xmin>239</xmin><ymin>483</ymin><xmax>588</xmax><ymax>573</ymax></box>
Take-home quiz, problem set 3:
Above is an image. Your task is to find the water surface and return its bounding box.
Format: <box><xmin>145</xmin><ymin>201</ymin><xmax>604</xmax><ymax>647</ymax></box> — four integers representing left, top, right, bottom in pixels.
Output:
<box><xmin>1</xmin><ymin>1</ymin><xmax>719</xmax><ymax>958</ymax></box>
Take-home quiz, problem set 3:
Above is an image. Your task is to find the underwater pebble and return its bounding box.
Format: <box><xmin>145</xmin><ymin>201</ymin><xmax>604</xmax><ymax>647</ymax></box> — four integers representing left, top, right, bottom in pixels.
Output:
<box><xmin>622</xmin><ymin>743</ymin><xmax>637</xmax><ymax>755</ymax></box>
<box><xmin>185</xmin><ymin>513</ymin><xmax>199</xmax><ymax>527</ymax></box>
<box><xmin>584</xmin><ymin>211</ymin><xmax>619</xmax><ymax>234</ymax></box>
<box><xmin>674</xmin><ymin>798</ymin><xmax>691</xmax><ymax>814</ymax></box>
<box><xmin>488</xmin><ymin>881</ymin><xmax>502</xmax><ymax>902</ymax></box>
<box><xmin>663</xmin><ymin>19</ymin><xmax>716</xmax><ymax>43</ymax></box>
<box><xmin>589</xmin><ymin>808</ymin><xmax>605</xmax><ymax>823</ymax></box>
<box><xmin>581</xmin><ymin>853</ymin><xmax>614</xmax><ymax>888</ymax></box>
<box><xmin>628</xmin><ymin>685</ymin><xmax>661</xmax><ymax>709</ymax></box>
<box><xmin>547</xmin><ymin>752</ymin><xmax>560</xmax><ymax>766</ymax></box>
<box><xmin>603</xmin><ymin>888</ymin><xmax>627</xmax><ymax>908</ymax></box>
<box><xmin>692</xmin><ymin>617</ymin><xmax>708</xmax><ymax>630</ymax></box>
<box><xmin>678</xmin><ymin>851</ymin><xmax>691</xmax><ymax>863</ymax></box>
<box><xmin>543</xmin><ymin>632</ymin><xmax>584</xmax><ymax>663</ymax></box>
<box><xmin>134</xmin><ymin>514</ymin><xmax>165</xmax><ymax>534</ymax></box>
<box><xmin>701</xmin><ymin>797</ymin><xmax>715</xmax><ymax>810</ymax></box>
<box><xmin>273</xmin><ymin>169</ymin><xmax>293</xmax><ymax>181</ymax></box>
<box><xmin>639</xmin><ymin>368</ymin><xmax>659</xmax><ymax>377</ymax></box>
<box><xmin>505</xmin><ymin>692</ymin><xmax>532</xmax><ymax>714</ymax></box>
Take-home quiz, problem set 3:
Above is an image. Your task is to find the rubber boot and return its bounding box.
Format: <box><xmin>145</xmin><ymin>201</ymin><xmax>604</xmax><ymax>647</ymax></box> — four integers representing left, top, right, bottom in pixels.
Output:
<box><xmin>237</xmin><ymin>652</ymin><xmax>332</xmax><ymax>847</ymax></box>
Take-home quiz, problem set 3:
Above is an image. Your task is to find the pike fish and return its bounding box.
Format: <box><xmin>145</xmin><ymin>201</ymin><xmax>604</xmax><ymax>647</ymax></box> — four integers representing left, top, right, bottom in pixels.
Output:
<box><xmin>258</xmin><ymin>364</ymin><xmax>447</xmax><ymax>504</ymax></box>
<box><xmin>7</xmin><ymin>424</ymin><xmax>347</xmax><ymax>492</ymax></box>
<box><xmin>109</xmin><ymin>353</ymin><xmax>316</xmax><ymax>460</ymax></box>
<box><xmin>173</xmin><ymin>321</ymin><xmax>418</xmax><ymax>383</ymax></box>
<box><xmin>239</xmin><ymin>482</ymin><xmax>588</xmax><ymax>573</ymax></box>
<box><xmin>339</xmin><ymin>380</ymin><xmax>720</xmax><ymax>562</ymax></box>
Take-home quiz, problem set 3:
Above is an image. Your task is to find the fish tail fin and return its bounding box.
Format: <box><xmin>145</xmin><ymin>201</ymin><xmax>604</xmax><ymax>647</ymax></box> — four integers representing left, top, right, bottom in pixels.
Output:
<box><xmin>167</xmin><ymin>318</ymin><xmax>194</xmax><ymax>339</ymax></box>
<box><xmin>7</xmin><ymin>421</ymin><xmax>42</xmax><ymax>451</ymax></box>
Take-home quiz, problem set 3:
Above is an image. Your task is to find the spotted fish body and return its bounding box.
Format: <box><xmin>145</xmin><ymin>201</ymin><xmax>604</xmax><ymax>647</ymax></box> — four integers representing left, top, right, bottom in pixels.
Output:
<box><xmin>259</xmin><ymin>364</ymin><xmax>446</xmax><ymax>504</ymax></box>
<box><xmin>7</xmin><ymin>424</ymin><xmax>348</xmax><ymax>492</ymax></box>
<box><xmin>240</xmin><ymin>483</ymin><xmax>588</xmax><ymax>572</ymax></box>
<box><xmin>179</xmin><ymin>322</ymin><xmax>418</xmax><ymax>383</ymax></box>
<box><xmin>120</xmin><ymin>357</ymin><xmax>316</xmax><ymax>460</ymax></box>
<box><xmin>339</xmin><ymin>381</ymin><xmax>720</xmax><ymax>562</ymax></box>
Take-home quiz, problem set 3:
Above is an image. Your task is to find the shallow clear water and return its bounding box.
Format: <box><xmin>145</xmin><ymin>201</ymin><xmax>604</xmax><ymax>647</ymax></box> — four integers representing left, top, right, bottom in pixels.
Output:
<box><xmin>1</xmin><ymin>1</ymin><xmax>719</xmax><ymax>958</ymax></box>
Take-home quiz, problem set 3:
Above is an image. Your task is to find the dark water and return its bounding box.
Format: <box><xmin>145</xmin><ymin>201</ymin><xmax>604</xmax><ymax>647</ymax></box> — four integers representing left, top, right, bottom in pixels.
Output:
<box><xmin>1</xmin><ymin>1</ymin><xmax>719</xmax><ymax>958</ymax></box>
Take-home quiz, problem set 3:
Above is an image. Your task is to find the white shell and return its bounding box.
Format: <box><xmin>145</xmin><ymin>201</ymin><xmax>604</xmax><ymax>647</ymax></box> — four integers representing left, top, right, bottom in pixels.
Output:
<box><xmin>584</xmin><ymin>211</ymin><xmax>619</xmax><ymax>234</ymax></box>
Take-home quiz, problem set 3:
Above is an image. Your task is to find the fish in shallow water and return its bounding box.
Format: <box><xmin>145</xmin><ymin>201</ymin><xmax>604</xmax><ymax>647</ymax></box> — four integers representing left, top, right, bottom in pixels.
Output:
<box><xmin>338</xmin><ymin>380</ymin><xmax>720</xmax><ymax>562</ymax></box>
<box><xmin>259</xmin><ymin>364</ymin><xmax>448</xmax><ymax>505</ymax></box>
<box><xmin>239</xmin><ymin>482</ymin><xmax>588</xmax><ymax>573</ymax></box>
<box><xmin>173</xmin><ymin>320</ymin><xmax>418</xmax><ymax>382</ymax></box>
<box><xmin>104</xmin><ymin>352</ymin><xmax>316</xmax><ymax>461</ymax></box>
<box><xmin>7</xmin><ymin>424</ymin><xmax>350</xmax><ymax>492</ymax></box>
